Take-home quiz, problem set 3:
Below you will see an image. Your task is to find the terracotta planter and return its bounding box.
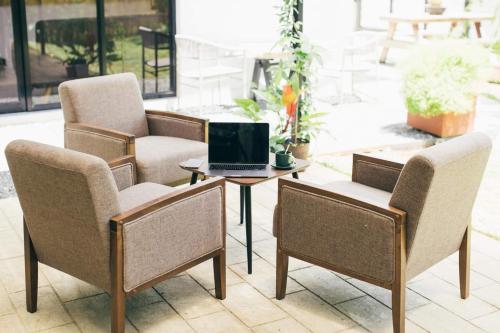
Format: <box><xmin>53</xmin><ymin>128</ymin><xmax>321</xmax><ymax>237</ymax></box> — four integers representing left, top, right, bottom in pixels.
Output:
<box><xmin>288</xmin><ymin>141</ymin><xmax>310</xmax><ymax>160</ymax></box>
<box><xmin>407</xmin><ymin>111</ymin><xmax>475</xmax><ymax>138</ymax></box>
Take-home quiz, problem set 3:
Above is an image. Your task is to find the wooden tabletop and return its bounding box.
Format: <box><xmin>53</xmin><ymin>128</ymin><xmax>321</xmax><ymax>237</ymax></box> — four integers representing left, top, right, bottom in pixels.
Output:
<box><xmin>381</xmin><ymin>12</ymin><xmax>493</xmax><ymax>23</ymax></box>
<box><xmin>180</xmin><ymin>155</ymin><xmax>311</xmax><ymax>186</ymax></box>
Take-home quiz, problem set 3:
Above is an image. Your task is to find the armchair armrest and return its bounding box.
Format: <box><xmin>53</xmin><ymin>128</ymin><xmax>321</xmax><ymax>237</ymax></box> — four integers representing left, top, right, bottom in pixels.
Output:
<box><xmin>108</xmin><ymin>155</ymin><xmax>136</xmax><ymax>191</ymax></box>
<box><xmin>145</xmin><ymin>110</ymin><xmax>208</xmax><ymax>143</ymax></box>
<box><xmin>110</xmin><ymin>177</ymin><xmax>225</xmax><ymax>293</ymax></box>
<box><xmin>352</xmin><ymin>153</ymin><xmax>405</xmax><ymax>192</ymax></box>
<box><xmin>64</xmin><ymin>123</ymin><xmax>135</xmax><ymax>161</ymax></box>
<box><xmin>277</xmin><ymin>178</ymin><xmax>406</xmax><ymax>286</ymax></box>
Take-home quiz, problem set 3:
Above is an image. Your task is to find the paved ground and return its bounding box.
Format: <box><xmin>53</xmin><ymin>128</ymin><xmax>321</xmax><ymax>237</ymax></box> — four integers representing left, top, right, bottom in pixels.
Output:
<box><xmin>0</xmin><ymin>165</ymin><xmax>500</xmax><ymax>333</ymax></box>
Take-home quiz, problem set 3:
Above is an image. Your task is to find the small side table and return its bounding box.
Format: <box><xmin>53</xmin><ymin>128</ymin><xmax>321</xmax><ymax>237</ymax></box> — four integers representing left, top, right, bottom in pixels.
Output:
<box><xmin>180</xmin><ymin>156</ymin><xmax>310</xmax><ymax>274</ymax></box>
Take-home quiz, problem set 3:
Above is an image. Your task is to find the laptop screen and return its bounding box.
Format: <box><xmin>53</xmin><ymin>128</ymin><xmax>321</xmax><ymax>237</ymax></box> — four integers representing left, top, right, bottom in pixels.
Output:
<box><xmin>209</xmin><ymin>122</ymin><xmax>269</xmax><ymax>164</ymax></box>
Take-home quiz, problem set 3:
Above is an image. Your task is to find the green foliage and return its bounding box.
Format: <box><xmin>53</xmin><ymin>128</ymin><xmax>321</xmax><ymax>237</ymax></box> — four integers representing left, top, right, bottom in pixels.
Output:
<box><xmin>234</xmin><ymin>99</ymin><xmax>263</xmax><ymax>122</ymax></box>
<box><xmin>401</xmin><ymin>40</ymin><xmax>488</xmax><ymax>117</ymax></box>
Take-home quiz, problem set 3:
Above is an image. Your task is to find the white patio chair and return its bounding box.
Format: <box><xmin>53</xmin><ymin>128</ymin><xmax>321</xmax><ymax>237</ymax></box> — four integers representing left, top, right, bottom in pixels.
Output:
<box><xmin>175</xmin><ymin>34</ymin><xmax>247</xmax><ymax>111</ymax></box>
<box><xmin>320</xmin><ymin>31</ymin><xmax>382</xmax><ymax>104</ymax></box>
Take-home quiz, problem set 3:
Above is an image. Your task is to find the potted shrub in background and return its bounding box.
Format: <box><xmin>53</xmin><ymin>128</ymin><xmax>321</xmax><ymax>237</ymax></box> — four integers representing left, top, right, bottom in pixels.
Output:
<box><xmin>401</xmin><ymin>40</ymin><xmax>488</xmax><ymax>137</ymax></box>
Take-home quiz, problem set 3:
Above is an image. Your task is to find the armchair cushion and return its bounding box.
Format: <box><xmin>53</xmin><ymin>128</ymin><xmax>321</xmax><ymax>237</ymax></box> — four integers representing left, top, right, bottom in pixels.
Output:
<box><xmin>135</xmin><ymin>136</ymin><xmax>207</xmax><ymax>185</ymax></box>
<box><xmin>59</xmin><ymin>73</ymin><xmax>149</xmax><ymax>137</ymax></box>
<box><xmin>118</xmin><ymin>183</ymin><xmax>174</xmax><ymax>212</ymax></box>
<box><xmin>276</xmin><ymin>181</ymin><xmax>395</xmax><ymax>283</ymax></box>
<box><xmin>122</xmin><ymin>186</ymin><xmax>224</xmax><ymax>291</ymax></box>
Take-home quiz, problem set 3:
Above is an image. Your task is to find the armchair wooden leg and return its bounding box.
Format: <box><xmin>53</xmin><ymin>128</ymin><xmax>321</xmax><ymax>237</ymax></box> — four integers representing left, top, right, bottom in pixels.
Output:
<box><xmin>459</xmin><ymin>223</ymin><xmax>471</xmax><ymax>299</ymax></box>
<box><xmin>392</xmin><ymin>222</ymin><xmax>407</xmax><ymax>333</ymax></box>
<box><xmin>111</xmin><ymin>225</ymin><xmax>126</xmax><ymax>333</ymax></box>
<box><xmin>213</xmin><ymin>249</ymin><xmax>226</xmax><ymax>300</ymax></box>
<box><xmin>276</xmin><ymin>248</ymin><xmax>288</xmax><ymax>300</ymax></box>
<box><xmin>23</xmin><ymin>219</ymin><xmax>38</xmax><ymax>313</ymax></box>
<box><xmin>392</xmin><ymin>280</ymin><xmax>406</xmax><ymax>333</ymax></box>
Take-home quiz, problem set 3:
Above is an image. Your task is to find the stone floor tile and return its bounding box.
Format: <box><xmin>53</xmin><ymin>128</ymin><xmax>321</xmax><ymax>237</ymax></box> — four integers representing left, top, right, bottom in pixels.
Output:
<box><xmin>125</xmin><ymin>288</ymin><xmax>163</xmax><ymax>309</ymax></box>
<box><xmin>274</xmin><ymin>290</ymin><xmax>355</xmax><ymax>333</ymax></box>
<box><xmin>0</xmin><ymin>228</ymin><xmax>23</xmax><ymax>260</ymax></box>
<box><xmin>40</xmin><ymin>265</ymin><xmax>103</xmax><ymax>303</ymax></box>
<box><xmin>0</xmin><ymin>210</ymin><xmax>11</xmax><ymax>231</ymax></box>
<box><xmin>472</xmin><ymin>258</ymin><xmax>500</xmax><ymax>283</ymax></box>
<box><xmin>10</xmin><ymin>286</ymin><xmax>72</xmax><ymax>332</ymax></box>
<box><xmin>127</xmin><ymin>301</ymin><xmax>194</xmax><ymax>333</ymax></box>
<box><xmin>226</xmin><ymin>241</ymin><xmax>251</xmax><ymax>266</ymax></box>
<box><xmin>407</xmin><ymin>303</ymin><xmax>485</xmax><ymax>333</ymax></box>
<box><xmin>221</xmin><ymin>283</ymin><xmax>287</xmax><ymax>327</ymax></box>
<box><xmin>471</xmin><ymin>233</ymin><xmax>500</xmax><ymax>261</ymax></box>
<box><xmin>6</xmin><ymin>214</ymin><xmax>24</xmax><ymax>239</ymax></box>
<box><xmin>228</xmin><ymin>223</ymin><xmax>273</xmax><ymax>245</ymax></box>
<box><xmin>335</xmin><ymin>327</ymin><xmax>369</xmax><ymax>333</ymax></box>
<box><xmin>188</xmin><ymin>310</ymin><xmax>251</xmax><ymax>333</ymax></box>
<box><xmin>471</xmin><ymin>311</ymin><xmax>500</xmax><ymax>333</ymax></box>
<box><xmin>227</xmin><ymin>234</ymin><xmax>243</xmax><ymax>249</ymax></box>
<box><xmin>428</xmin><ymin>258</ymin><xmax>495</xmax><ymax>290</ymax></box>
<box><xmin>252</xmin><ymin>317</ymin><xmax>310</xmax><ymax>333</ymax></box>
<box><xmin>335</xmin><ymin>296</ymin><xmax>426</xmax><ymax>333</ymax></box>
<box><xmin>65</xmin><ymin>293</ymin><xmax>137</xmax><ymax>333</ymax></box>
<box><xmin>408</xmin><ymin>276</ymin><xmax>497</xmax><ymax>320</ymax></box>
<box><xmin>0</xmin><ymin>257</ymin><xmax>49</xmax><ymax>293</ymax></box>
<box><xmin>348</xmin><ymin>278</ymin><xmax>429</xmax><ymax>310</ymax></box>
<box><xmin>0</xmin><ymin>283</ymin><xmax>14</xmax><ymax>316</ymax></box>
<box><xmin>252</xmin><ymin>239</ymin><xmax>312</xmax><ymax>271</ymax></box>
<box><xmin>38</xmin><ymin>323</ymin><xmax>81</xmax><ymax>333</ymax></box>
<box><xmin>154</xmin><ymin>275</ymin><xmax>223</xmax><ymax>319</ymax></box>
<box><xmin>289</xmin><ymin>266</ymin><xmax>364</xmax><ymax>305</ymax></box>
<box><xmin>0</xmin><ymin>197</ymin><xmax>22</xmax><ymax>219</ymax></box>
<box><xmin>0</xmin><ymin>313</ymin><xmax>26</xmax><ymax>332</ymax></box>
<box><xmin>187</xmin><ymin>259</ymin><xmax>243</xmax><ymax>290</ymax></box>
<box><xmin>472</xmin><ymin>283</ymin><xmax>500</xmax><ymax>307</ymax></box>
<box><xmin>231</xmin><ymin>259</ymin><xmax>304</xmax><ymax>298</ymax></box>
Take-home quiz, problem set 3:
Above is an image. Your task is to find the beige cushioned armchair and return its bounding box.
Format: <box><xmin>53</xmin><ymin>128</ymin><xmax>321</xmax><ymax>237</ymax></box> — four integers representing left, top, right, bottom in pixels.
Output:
<box><xmin>59</xmin><ymin>72</ymin><xmax>208</xmax><ymax>186</ymax></box>
<box><xmin>274</xmin><ymin>133</ymin><xmax>492</xmax><ymax>333</ymax></box>
<box><xmin>6</xmin><ymin>140</ymin><xmax>226</xmax><ymax>333</ymax></box>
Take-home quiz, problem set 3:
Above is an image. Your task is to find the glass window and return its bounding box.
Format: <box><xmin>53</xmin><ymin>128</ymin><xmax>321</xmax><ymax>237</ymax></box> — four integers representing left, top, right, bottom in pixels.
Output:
<box><xmin>0</xmin><ymin>0</ymin><xmax>23</xmax><ymax>110</ymax></box>
<box><xmin>24</xmin><ymin>0</ymin><xmax>99</xmax><ymax>107</ymax></box>
<box><xmin>105</xmin><ymin>0</ymin><xmax>173</xmax><ymax>95</ymax></box>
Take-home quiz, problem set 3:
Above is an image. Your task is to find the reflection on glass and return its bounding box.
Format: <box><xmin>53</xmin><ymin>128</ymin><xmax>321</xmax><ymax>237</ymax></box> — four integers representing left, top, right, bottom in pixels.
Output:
<box><xmin>25</xmin><ymin>0</ymin><xmax>98</xmax><ymax>106</ymax></box>
<box><xmin>0</xmin><ymin>0</ymin><xmax>21</xmax><ymax>107</ymax></box>
<box><xmin>105</xmin><ymin>0</ymin><xmax>172</xmax><ymax>94</ymax></box>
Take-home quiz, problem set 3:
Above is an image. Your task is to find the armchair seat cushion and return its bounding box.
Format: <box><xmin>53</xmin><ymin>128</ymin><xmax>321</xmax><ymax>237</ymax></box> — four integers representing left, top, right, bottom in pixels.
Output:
<box><xmin>135</xmin><ymin>136</ymin><xmax>207</xmax><ymax>185</ymax></box>
<box><xmin>118</xmin><ymin>183</ymin><xmax>174</xmax><ymax>212</ymax></box>
<box><xmin>273</xmin><ymin>181</ymin><xmax>392</xmax><ymax>237</ymax></box>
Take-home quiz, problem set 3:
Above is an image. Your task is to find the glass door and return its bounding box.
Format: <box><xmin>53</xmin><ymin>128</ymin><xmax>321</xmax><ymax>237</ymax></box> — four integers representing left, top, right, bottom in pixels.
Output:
<box><xmin>0</xmin><ymin>0</ymin><xmax>25</xmax><ymax>113</ymax></box>
<box><xmin>24</xmin><ymin>0</ymin><xmax>99</xmax><ymax>109</ymax></box>
<box><xmin>105</xmin><ymin>0</ymin><xmax>174</xmax><ymax>96</ymax></box>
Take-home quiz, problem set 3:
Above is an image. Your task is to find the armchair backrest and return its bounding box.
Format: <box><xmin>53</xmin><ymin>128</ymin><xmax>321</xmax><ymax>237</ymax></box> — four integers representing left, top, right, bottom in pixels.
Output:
<box><xmin>59</xmin><ymin>73</ymin><xmax>149</xmax><ymax>137</ymax></box>
<box><xmin>5</xmin><ymin>140</ymin><xmax>121</xmax><ymax>290</ymax></box>
<box><xmin>389</xmin><ymin>133</ymin><xmax>491</xmax><ymax>279</ymax></box>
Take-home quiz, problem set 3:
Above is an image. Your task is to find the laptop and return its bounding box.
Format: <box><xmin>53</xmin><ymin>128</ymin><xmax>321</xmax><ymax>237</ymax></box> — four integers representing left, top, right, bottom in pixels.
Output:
<box><xmin>207</xmin><ymin>122</ymin><xmax>270</xmax><ymax>178</ymax></box>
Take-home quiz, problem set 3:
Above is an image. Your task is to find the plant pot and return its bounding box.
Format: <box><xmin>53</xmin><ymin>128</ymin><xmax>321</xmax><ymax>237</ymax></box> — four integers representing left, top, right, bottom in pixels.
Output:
<box><xmin>425</xmin><ymin>5</ymin><xmax>446</xmax><ymax>15</ymax></box>
<box><xmin>288</xmin><ymin>141</ymin><xmax>310</xmax><ymax>160</ymax></box>
<box><xmin>66</xmin><ymin>64</ymin><xmax>89</xmax><ymax>79</ymax></box>
<box><xmin>407</xmin><ymin>110</ymin><xmax>476</xmax><ymax>138</ymax></box>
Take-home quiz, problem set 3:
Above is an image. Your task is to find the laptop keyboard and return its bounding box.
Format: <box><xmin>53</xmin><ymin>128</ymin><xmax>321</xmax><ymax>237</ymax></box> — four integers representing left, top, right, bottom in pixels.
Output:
<box><xmin>210</xmin><ymin>164</ymin><xmax>266</xmax><ymax>171</ymax></box>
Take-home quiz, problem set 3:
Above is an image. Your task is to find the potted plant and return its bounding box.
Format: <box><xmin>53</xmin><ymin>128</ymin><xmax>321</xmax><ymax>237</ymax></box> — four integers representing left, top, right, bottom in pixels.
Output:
<box><xmin>236</xmin><ymin>0</ymin><xmax>325</xmax><ymax>159</ymax></box>
<box><xmin>63</xmin><ymin>46</ymin><xmax>91</xmax><ymax>79</ymax></box>
<box><xmin>401</xmin><ymin>40</ymin><xmax>488</xmax><ymax>137</ymax></box>
<box><xmin>426</xmin><ymin>0</ymin><xmax>446</xmax><ymax>15</ymax></box>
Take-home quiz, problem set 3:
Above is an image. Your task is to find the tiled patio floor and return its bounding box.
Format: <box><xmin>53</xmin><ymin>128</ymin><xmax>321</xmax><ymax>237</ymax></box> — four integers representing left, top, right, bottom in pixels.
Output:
<box><xmin>0</xmin><ymin>162</ymin><xmax>499</xmax><ymax>333</ymax></box>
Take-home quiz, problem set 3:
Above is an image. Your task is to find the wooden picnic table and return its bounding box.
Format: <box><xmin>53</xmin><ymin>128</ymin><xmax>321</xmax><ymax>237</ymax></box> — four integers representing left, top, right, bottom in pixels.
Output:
<box><xmin>379</xmin><ymin>12</ymin><xmax>494</xmax><ymax>63</ymax></box>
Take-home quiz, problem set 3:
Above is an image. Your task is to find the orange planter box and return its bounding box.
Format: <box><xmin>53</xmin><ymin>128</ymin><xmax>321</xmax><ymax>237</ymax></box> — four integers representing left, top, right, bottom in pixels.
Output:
<box><xmin>407</xmin><ymin>111</ymin><xmax>476</xmax><ymax>138</ymax></box>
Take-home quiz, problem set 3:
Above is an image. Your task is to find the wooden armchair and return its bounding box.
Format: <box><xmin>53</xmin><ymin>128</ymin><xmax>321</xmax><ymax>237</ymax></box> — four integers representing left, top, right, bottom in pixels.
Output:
<box><xmin>5</xmin><ymin>140</ymin><xmax>226</xmax><ymax>333</ymax></box>
<box><xmin>59</xmin><ymin>72</ymin><xmax>208</xmax><ymax>186</ymax></box>
<box><xmin>274</xmin><ymin>133</ymin><xmax>492</xmax><ymax>333</ymax></box>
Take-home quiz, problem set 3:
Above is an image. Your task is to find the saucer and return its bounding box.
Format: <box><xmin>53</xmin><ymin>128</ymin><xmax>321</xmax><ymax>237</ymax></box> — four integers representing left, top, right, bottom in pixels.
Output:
<box><xmin>271</xmin><ymin>162</ymin><xmax>296</xmax><ymax>170</ymax></box>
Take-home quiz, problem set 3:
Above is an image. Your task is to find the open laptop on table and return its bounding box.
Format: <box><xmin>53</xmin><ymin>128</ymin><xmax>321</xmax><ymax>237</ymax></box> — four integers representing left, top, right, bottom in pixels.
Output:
<box><xmin>206</xmin><ymin>122</ymin><xmax>270</xmax><ymax>178</ymax></box>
